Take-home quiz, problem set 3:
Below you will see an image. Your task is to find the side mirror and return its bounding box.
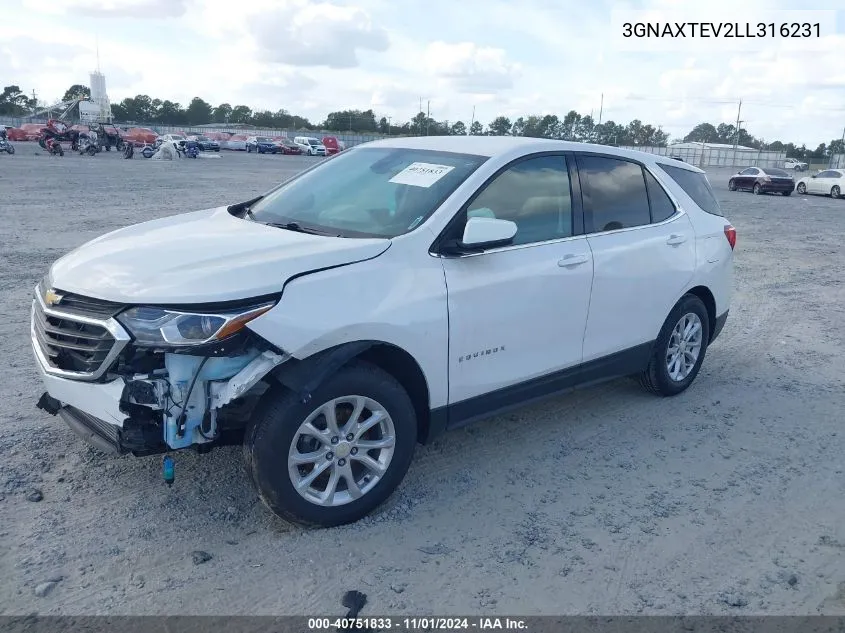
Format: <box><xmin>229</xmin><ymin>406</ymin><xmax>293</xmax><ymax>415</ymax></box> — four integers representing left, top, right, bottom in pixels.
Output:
<box><xmin>442</xmin><ymin>217</ymin><xmax>517</xmax><ymax>254</ymax></box>
<box><xmin>811</xmin><ymin>174</ymin><xmax>817</xmax><ymax>178</ymax></box>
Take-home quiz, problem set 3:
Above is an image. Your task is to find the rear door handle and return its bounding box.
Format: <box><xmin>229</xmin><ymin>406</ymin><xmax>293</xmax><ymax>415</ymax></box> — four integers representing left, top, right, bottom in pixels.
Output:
<box><xmin>558</xmin><ymin>254</ymin><xmax>589</xmax><ymax>267</ymax></box>
<box><xmin>666</xmin><ymin>234</ymin><xmax>687</xmax><ymax>246</ymax></box>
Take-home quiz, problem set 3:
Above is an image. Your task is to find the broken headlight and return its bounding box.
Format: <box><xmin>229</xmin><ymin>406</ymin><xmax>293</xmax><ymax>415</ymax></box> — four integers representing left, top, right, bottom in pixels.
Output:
<box><xmin>117</xmin><ymin>302</ymin><xmax>275</xmax><ymax>347</ymax></box>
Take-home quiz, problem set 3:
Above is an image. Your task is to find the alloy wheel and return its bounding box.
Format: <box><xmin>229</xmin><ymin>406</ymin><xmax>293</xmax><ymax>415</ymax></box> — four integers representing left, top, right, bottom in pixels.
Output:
<box><xmin>665</xmin><ymin>313</ymin><xmax>703</xmax><ymax>382</ymax></box>
<box><xmin>288</xmin><ymin>396</ymin><xmax>396</xmax><ymax>507</ymax></box>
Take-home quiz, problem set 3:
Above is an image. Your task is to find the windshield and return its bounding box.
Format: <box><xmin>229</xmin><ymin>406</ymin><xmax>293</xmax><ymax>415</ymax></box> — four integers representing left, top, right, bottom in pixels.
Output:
<box><xmin>248</xmin><ymin>147</ymin><xmax>487</xmax><ymax>238</ymax></box>
<box><xmin>307</xmin><ymin>139</ymin><xmax>320</xmax><ymax>146</ymax></box>
<box><xmin>257</xmin><ymin>137</ymin><xmax>271</xmax><ymax>142</ymax></box>
<box><xmin>172</xmin><ymin>135</ymin><xmax>185</xmax><ymax>140</ymax></box>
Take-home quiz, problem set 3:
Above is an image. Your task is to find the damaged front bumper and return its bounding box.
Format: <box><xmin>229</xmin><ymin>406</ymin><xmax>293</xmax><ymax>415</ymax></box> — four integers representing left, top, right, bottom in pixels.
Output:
<box><xmin>31</xmin><ymin>288</ymin><xmax>288</xmax><ymax>456</ymax></box>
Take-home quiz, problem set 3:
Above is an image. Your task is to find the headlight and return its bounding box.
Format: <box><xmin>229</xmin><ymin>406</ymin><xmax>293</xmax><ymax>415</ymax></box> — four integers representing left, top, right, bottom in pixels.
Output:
<box><xmin>116</xmin><ymin>301</ymin><xmax>275</xmax><ymax>347</ymax></box>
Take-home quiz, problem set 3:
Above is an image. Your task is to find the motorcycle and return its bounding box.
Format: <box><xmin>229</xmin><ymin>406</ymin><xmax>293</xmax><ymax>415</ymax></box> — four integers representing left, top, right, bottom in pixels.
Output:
<box><xmin>140</xmin><ymin>139</ymin><xmax>161</xmax><ymax>158</ymax></box>
<box><xmin>180</xmin><ymin>139</ymin><xmax>200</xmax><ymax>159</ymax></box>
<box><xmin>0</xmin><ymin>130</ymin><xmax>14</xmax><ymax>155</ymax></box>
<box><xmin>45</xmin><ymin>137</ymin><xmax>64</xmax><ymax>156</ymax></box>
<box><xmin>77</xmin><ymin>132</ymin><xmax>99</xmax><ymax>156</ymax></box>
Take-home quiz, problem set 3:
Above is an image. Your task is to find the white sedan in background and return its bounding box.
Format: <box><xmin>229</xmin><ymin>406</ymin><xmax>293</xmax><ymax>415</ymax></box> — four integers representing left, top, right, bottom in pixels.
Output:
<box><xmin>796</xmin><ymin>169</ymin><xmax>845</xmax><ymax>199</ymax></box>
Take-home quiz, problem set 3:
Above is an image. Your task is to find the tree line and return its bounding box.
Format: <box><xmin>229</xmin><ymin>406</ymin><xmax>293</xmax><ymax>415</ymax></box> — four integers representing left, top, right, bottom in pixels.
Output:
<box><xmin>1</xmin><ymin>83</ymin><xmax>841</xmax><ymax>161</ymax></box>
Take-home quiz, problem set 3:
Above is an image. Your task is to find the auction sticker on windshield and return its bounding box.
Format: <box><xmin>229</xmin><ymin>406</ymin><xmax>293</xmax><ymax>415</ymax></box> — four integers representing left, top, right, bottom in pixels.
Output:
<box><xmin>389</xmin><ymin>162</ymin><xmax>455</xmax><ymax>188</ymax></box>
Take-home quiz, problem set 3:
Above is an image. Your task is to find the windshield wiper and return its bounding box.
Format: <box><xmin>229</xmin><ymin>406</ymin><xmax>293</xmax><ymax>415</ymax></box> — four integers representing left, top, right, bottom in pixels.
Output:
<box><xmin>264</xmin><ymin>221</ymin><xmax>341</xmax><ymax>237</ymax></box>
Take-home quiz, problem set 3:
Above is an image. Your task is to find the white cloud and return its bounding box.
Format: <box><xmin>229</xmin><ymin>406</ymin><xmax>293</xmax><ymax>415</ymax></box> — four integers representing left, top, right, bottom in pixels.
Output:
<box><xmin>249</xmin><ymin>1</ymin><xmax>389</xmax><ymax>68</ymax></box>
<box><xmin>21</xmin><ymin>0</ymin><xmax>192</xmax><ymax>18</ymax></box>
<box><xmin>423</xmin><ymin>42</ymin><xmax>521</xmax><ymax>93</ymax></box>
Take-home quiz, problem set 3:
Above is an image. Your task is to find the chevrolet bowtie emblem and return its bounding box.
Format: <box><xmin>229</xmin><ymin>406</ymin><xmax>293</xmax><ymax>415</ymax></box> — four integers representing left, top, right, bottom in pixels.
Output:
<box><xmin>44</xmin><ymin>288</ymin><xmax>63</xmax><ymax>306</ymax></box>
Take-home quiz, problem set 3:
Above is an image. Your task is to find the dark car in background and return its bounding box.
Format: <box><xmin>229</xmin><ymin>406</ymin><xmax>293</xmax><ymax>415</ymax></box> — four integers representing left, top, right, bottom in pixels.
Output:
<box><xmin>246</xmin><ymin>136</ymin><xmax>282</xmax><ymax>154</ymax></box>
<box><xmin>191</xmin><ymin>135</ymin><xmax>220</xmax><ymax>151</ymax></box>
<box><xmin>728</xmin><ymin>166</ymin><xmax>795</xmax><ymax>196</ymax></box>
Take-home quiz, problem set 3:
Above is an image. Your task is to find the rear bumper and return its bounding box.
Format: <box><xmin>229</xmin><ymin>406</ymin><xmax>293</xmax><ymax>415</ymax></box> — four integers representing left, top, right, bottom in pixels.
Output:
<box><xmin>761</xmin><ymin>183</ymin><xmax>795</xmax><ymax>193</ymax></box>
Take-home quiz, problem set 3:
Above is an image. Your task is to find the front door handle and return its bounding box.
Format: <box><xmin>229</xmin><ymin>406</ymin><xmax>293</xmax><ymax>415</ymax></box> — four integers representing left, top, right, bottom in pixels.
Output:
<box><xmin>558</xmin><ymin>254</ymin><xmax>589</xmax><ymax>267</ymax></box>
<box><xmin>666</xmin><ymin>234</ymin><xmax>687</xmax><ymax>246</ymax></box>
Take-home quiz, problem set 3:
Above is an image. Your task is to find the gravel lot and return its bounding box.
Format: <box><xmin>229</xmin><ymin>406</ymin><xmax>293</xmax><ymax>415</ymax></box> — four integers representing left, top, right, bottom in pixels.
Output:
<box><xmin>1</xmin><ymin>146</ymin><xmax>844</xmax><ymax>617</ymax></box>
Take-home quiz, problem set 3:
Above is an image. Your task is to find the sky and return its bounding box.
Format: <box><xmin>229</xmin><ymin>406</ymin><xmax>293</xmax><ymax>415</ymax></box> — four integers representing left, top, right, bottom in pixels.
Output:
<box><xmin>2</xmin><ymin>0</ymin><xmax>845</xmax><ymax>146</ymax></box>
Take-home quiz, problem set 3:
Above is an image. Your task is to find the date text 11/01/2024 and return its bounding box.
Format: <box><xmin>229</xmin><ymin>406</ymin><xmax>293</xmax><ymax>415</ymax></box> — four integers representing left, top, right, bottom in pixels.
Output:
<box><xmin>622</xmin><ymin>22</ymin><xmax>821</xmax><ymax>38</ymax></box>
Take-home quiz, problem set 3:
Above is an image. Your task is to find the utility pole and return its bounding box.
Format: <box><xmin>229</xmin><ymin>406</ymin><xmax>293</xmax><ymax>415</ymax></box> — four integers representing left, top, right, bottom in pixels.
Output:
<box><xmin>426</xmin><ymin>100</ymin><xmax>430</xmax><ymax>136</ymax></box>
<box><xmin>349</xmin><ymin>113</ymin><xmax>352</xmax><ymax>132</ymax></box>
<box><xmin>386</xmin><ymin>116</ymin><xmax>392</xmax><ymax>135</ymax></box>
<box><xmin>731</xmin><ymin>99</ymin><xmax>742</xmax><ymax>167</ymax></box>
<box><xmin>598</xmin><ymin>93</ymin><xmax>603</xmax><ymax>126</ymax></box>
<box><xmin>470</xmin><ymin>105</ymin><xmax>475</xmax><ymax>134</ymax></box>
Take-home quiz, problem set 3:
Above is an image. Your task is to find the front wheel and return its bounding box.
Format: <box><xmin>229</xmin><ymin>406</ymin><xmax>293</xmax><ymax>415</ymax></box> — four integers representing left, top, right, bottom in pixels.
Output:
<box><xmin>244</xmin><ymin>361</ymin><xmax>417</xmax><ymax>527</ymax></box>
<box><xmin>728</xmin><ymin>179</ymin><xmax>737</xmax><ymax>191</ymax></box>
<box><xmin>797</xmin><ymin>182</ymin><xmax>807</xmax><ymax>194</ymax></box>
<box><xmin>639</xmin><ymin>294</ymin><xmax>710</xmax><ymax>397</ymax></box>
<box><xmin>6</xmin><ymin>145</ymin><xmax>14</xmax><ymax>155</ymax></box>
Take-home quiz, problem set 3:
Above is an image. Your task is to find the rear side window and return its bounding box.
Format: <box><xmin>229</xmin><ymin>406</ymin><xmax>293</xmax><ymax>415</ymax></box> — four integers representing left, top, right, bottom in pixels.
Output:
<box><xmin>578</xmin><ymin>155</ymin><xmax>651</xmax><ymax>232</ymax></box>
<box><xmin>657</xmin><ymin>163</ymin><xmax>723</xmax><ymax>217</ymax></box>
<box><xmin>644</xmin><ymin>170</ymin><xmax>676</xmax><ymax>223</ymax></box>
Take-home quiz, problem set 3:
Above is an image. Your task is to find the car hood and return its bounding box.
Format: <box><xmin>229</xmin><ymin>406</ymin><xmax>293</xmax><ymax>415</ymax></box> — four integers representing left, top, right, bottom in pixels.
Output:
<box><xmin>48</xmin><ymin>206</ymin><xmax>391</xmax><ymax>304</ymax></box>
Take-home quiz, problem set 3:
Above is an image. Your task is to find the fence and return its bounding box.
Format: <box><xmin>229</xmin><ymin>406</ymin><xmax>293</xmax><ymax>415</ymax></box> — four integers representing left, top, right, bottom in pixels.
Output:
<box><xmin>0</xmin><ymin>115</ymin><xmax>394</xmax><ymax>148</ymax></box>
<box><xmin>830</xmin><ymin>154</ymin><xmax>845</xmax><ymax>169</ymax></box>
<box><xmin>619</xmin><ymin>145</ymin><xmax>787</xmax><ymax>169</ymax></box>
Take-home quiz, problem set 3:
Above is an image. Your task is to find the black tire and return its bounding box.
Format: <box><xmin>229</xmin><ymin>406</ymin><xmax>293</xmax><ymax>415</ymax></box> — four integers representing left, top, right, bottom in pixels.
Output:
<box><xmin>797</xmin><ymin>182</ymin><xmax>807</xmax><ymax>194</ymax></box>
<box><xmin>7</xmin><ymin>145</ymin><xmax>14</xmax><ymax>155</ymax></box>
<box><xmin>87</xmin><ymin>146</ymin><xmax>97</xmax><ymax>156</ymax></box>
<box><xmin>728</xmin><ymin>179</ymin><xmax>737</xmax><ymax>191</ymax></box>
<box><xmin>753</xmin><ymin>183</ymin><xmax>761</xmax><ymax>195</ymax></box>
<box><xmin>57</xmin><ymin>146</ymin><xmax>64</xmax><ymax>157</ymax></box>
<box><xmin>244</xmin><ymin>361</ymin><xmax>417</xmax><ymax>527</ymax></box>
<box><xmin>782</xmin><ymin>190</ymin><xmax>791</xmax><ymax>196</ymax></box>
<box><xmin>832</xmin><ymin>186</ymin><xmax>841</xmax><ymax>199</ymax></box>
<box><xmin>639</xmin><ymin>294</ymin><xmax>711</xmax><ymax>397</ymax></box>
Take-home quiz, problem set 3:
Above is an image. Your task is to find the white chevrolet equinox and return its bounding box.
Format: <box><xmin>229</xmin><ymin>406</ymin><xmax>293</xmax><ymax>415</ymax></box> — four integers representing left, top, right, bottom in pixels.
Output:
<box><xmin>32</xmin><ymin>137</ymin><xmax>735</xmax><ymax>527</ymax></box>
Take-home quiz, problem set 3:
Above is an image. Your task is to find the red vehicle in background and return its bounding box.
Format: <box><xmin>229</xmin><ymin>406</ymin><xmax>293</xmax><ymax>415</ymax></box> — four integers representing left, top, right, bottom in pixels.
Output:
<box><xmin>6</xmin><ymin>126</ymin><xmax>28</xmax><ymax>141</ymax></box>
<box><xmin>122</xmin><ymin>127</ymin><xmax>158</xmax><ymax>146</ymax></box>
<box><xmin>277</xmin><ymin>137</ymin><xmax>303</xmax><ymax>155</ymax></box>
<box><xmin>321</xmin><ymin>136</ymin><xmax>341</xmax><ymax>155</ymax></box>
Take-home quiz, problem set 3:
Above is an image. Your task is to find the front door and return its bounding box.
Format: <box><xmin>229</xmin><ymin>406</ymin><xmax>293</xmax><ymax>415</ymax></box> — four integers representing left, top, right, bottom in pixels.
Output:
<box><xmin>439</xmin><ymin>154</ymin><xmax>594</xmax><ymax>412</ymax></box>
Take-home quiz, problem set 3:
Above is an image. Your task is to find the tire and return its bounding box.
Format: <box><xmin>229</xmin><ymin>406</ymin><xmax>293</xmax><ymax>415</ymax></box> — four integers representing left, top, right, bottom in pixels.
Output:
<box><xmin>87</xmin><ymin>146</ymin><xmax>96</xmax><ymax>156</ymax></box>
<box><xmin>639</xmin><ymin>294</ymin><xmax>710</xmax><ymax>397</ymax></box>
<box><xmin>753</xmin><ymin>183</ymin><xmax>761</xmax><ymax>195</ymax></box>
<box><xmin>832</xmin><ymin>186</ymin><xmax>841</xmax><ymax>199</ymax></box>
<box><xmin>782</xmin><ymin>190</ymin><xmax>791</xmax><ymax>196</ymax></box>
<box><xmin>244</xmin><ymin>361</ymin><xmax>417</xmax><ymax>527</ymax></box>
<box><xmin>797</xmin><ymin>182</ymin><xmax>807</xmax><ymax>194</ymax></box>
<box><xmin>7</xmin><ymin>145</ymin><xmax>14</xmax><ymax>155</ymax></box>
<box><xmin>728</xmin><ymin>179</ymin><xmax>737</xmax><ymax>191</ymax></box>
<box><xmin>57</xmin><ymin>146</ymin><xmax>64</xmax><ymax>157</ymax></box>
<box><xmin>142</xmin><ymin>148</ymin><xmax>153</xmax><ymax>158</ymax></box>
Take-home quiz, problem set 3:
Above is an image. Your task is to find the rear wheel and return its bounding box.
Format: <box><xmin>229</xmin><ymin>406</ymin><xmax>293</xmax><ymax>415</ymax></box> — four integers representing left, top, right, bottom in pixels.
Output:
<box><xmin>639</xmin><ymin>294</ymin><xmax>710</xmax><ymax>397</ymax></box>
<box><xmin>797</xmin><ymin>182</ymin><xmax>807</xmax><ymax>194</ymax></box>
<box><xmin>244</xmin><ymin>361</ymin><xmax>417</xmax><ymax>527</ymax></box>
<box><xmin>832</xmin><ymin>186</ymin><xmax>841</xmax><ymax>199</ymax></box>
<box><xmin>753</xmin><ymin>183</ymin><xmax>762</xmax><ymax>195</ymax></box>
<box><xmin>6</xmin><ymin>145</ymin><xmax>14</xmax><ymax>155</ymax></box>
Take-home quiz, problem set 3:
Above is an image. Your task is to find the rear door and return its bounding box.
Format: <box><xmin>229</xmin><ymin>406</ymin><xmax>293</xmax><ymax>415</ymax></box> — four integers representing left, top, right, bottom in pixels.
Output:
<box><xmin>575</xmin><ymin>153</ymin><xmax>696</xmax><ymax>364</ymax></box>
<box><xmin>811</xmin><ymin>170</ymin><xmax>833</xmax><ymax>194</ymax></box>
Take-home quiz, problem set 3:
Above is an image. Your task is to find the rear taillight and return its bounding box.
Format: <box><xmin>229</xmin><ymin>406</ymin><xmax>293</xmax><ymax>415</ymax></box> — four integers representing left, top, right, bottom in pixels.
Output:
<box><xmin>724</xmin><ymin>224</ymin><xmax>737</xmax><ymax>250</ymax></box>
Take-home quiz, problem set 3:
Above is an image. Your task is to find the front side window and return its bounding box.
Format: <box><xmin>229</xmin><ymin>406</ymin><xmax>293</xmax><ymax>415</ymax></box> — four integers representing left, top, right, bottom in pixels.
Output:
<box><xmin>459</xmin><ymin>155</ymin><xmax>573</xmax><ymax>246</ymax></box>
<box><xmin>578</xmin><ymin>155</ymin><xmax>651</xmax><ymax>233</ymax></box>
<box><xmin>248</xmin><ymin>147</ymin><xmax>487</xmax><ymax>238</ymax></box>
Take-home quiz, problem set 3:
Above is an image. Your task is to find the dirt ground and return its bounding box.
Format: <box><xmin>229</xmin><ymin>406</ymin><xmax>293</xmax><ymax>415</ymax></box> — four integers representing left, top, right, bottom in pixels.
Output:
<box><xmin>1</xmin><ymin>147</ymin><xmax>844</xmax><ymax>617</ymax></box>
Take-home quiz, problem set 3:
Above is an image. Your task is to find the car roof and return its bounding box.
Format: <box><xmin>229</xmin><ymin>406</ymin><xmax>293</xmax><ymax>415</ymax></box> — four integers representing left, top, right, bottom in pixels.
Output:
<box><xmin>361</xmin><ymin>136</ymin><xmax>706</xmax><ymax>173</ymax></box>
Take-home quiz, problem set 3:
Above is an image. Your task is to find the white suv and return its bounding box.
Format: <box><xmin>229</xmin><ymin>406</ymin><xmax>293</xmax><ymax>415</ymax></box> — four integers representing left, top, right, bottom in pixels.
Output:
<box><xmin>31</xmin><ymin>137</ymin><xmax>734</xmax><ymax>527</ymax></box>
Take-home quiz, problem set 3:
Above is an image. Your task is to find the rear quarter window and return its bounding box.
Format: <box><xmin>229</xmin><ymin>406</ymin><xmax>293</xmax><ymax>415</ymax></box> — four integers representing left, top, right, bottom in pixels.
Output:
<box><xmin>656</xmin><ymin>163</ymin><xmax>723</xmax><ymax>217</ymax></box>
